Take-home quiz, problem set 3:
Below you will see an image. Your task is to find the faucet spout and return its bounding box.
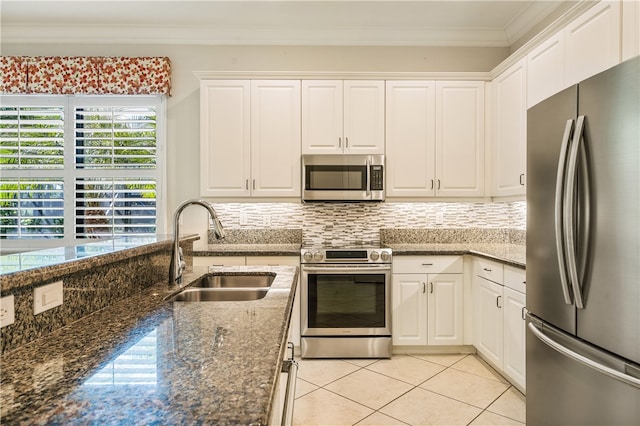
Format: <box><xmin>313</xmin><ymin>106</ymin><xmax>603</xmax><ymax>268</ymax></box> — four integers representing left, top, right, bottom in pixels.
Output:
<box><xmin>170</xmin><ymin>199</ymin><xmax>225</xmax><ymax>285</ymax></box>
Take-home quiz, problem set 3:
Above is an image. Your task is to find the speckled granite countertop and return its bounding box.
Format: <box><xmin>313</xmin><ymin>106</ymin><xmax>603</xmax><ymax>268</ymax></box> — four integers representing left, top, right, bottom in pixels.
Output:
<box><xmin>385</xmin><ymin>243</ymin><xmax>526</xmax><ymax>268</ymax></box>
<box><xmin>0</xmin><ymin>265</ymin><xmax>298</xmax><ymax>425</ymax></box>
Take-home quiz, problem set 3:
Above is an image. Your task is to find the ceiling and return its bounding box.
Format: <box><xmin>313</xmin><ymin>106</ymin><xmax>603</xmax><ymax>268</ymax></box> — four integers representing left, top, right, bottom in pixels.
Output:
<box><xmin>1</xmin><ymin>0</ymin><xmax>579</xmax><ymax>48</ymax></box>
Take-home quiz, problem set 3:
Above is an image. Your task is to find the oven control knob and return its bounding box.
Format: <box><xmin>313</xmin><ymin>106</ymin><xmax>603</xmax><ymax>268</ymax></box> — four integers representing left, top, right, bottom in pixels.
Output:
<box><xmin>302</xmin><ymin>251</ymin><xmax>313</xmax><ymax>262</ymax></box>
<box><xmin>380</xmin><ymin>251</ymin><xmax>391</xmax><ymax>262</ymax></box>
<box><xmin>370</xmin><ymin>251</ymin><xmax>380</xmax><ymax>261</ymax></box>
<box><xmin>313</xmin><ymin>251</ymin><xmax>324</xmax><ymax>261</ymax></box>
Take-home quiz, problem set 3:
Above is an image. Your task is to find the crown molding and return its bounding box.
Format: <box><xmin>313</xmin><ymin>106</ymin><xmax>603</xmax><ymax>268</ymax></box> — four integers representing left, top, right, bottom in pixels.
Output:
<box><xmin>193</xmin><ymin>70</ymin><xmax>492</xmax><ymax>81</ymax></box>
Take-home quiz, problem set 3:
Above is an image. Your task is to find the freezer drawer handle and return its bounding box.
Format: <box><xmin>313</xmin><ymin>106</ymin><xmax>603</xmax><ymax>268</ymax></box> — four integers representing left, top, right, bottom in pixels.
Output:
<box><xmin>528</xmin><ymin>322</ymin><xmax>640</xmax><ymax>388</ymax></box>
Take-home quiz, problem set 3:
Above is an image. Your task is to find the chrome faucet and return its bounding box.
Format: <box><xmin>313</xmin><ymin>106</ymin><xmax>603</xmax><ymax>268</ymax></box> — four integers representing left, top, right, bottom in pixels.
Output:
<box><xmin>170</xmin><ymin>199</ymin><xmax>225</xmax><ymax>285</ymax></box>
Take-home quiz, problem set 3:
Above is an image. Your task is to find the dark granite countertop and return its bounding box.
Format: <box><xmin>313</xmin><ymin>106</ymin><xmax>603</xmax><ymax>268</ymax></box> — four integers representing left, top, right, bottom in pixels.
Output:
<box><xmin>385</xmin><ymin>243</ymin><xmax>526</xmax><ymax>268</ymax></box>
<box><xmin>0</xmin><ymin>265</ymin><xmax>298</xmax><ymax>425</ymax></box>
<box><xmin>193</xmin><ymin>243</ymin><xmax>301</xmax><ymax>257</ymax></box>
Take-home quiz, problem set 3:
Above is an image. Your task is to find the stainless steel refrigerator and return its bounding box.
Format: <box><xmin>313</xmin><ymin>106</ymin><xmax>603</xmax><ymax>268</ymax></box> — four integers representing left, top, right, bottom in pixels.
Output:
<box><xmin>526</xmin><ymin>56</ymin><xmax>640</xmax><ymax>425</ymax></box>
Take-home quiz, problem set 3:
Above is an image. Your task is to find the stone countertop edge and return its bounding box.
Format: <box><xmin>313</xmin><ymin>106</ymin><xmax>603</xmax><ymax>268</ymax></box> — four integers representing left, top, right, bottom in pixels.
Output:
<box><xmin>0</xmin><ymin>234</ymin><xmax>200</xmax><ymax>293</ymax></box>
<box><xmin>384</xmin><ymin>243</ymin><xmax>526</xmax><ymax>268</ymax></box>
<box><xmin>193</xmin><ymin>243</ymin><xmax>302</xmax><ymax>257</ymax></box>
<box><xmin>0</xmin><ymin>265</ymin><xmax>299</xmax><ymax>425</ymax></box>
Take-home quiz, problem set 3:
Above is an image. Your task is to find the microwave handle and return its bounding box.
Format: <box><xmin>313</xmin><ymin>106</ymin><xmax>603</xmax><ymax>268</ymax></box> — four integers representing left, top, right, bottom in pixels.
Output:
<box><xmin>366</xmin><ymin>159</ymin><xmax>371</xmax><ymax>197</ymax></box>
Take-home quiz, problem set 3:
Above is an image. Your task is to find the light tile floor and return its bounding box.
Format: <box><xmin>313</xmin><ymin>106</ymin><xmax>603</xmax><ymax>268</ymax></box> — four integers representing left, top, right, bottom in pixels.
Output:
<box><xmin>293</xmin><ymin>354</ymin><xmax>525</xmax><ymax>426</ymax></box>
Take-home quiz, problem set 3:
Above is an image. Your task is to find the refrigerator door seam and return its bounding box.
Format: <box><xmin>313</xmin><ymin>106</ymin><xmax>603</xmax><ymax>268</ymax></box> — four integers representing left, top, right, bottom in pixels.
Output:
<box><xmin>528</xmin><ymin>321</ymin><xmax>640</xmax><ymax>388</ymax></box>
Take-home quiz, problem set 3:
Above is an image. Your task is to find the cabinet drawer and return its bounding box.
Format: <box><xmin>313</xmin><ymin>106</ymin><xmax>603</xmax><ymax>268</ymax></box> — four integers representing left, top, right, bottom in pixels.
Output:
<box><xmin>504</xmin><ymin>265</ymin><xmax>526</xmax><ymax>293</ymax></box>
<box><xmin>393</xmin><ymin>256</ymin><xmax>463</xmax><ymax>274</ymax></box>
<box><xmin>474</xmin><ymin>258</ymin><xmax>504</xmax><ymax>284</ymax></box>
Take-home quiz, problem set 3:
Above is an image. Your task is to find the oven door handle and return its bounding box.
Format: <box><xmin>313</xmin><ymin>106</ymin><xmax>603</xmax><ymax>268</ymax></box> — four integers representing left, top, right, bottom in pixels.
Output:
<box><xmin>302</xmin><ymin>265</ymin><xmax>391</xmax><ymax>274</ymax></box>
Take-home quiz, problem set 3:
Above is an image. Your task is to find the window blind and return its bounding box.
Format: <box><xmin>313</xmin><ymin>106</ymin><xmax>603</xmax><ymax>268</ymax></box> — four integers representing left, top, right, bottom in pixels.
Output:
<box><xmin>0</xmin><ymin>95</ymin><xmax>163</xmax><ymax>248</ymax></box>
<box><xmin>0</xmin><ymin>106</ymin><xmax>64</xmax><ymax>168</ymax></box>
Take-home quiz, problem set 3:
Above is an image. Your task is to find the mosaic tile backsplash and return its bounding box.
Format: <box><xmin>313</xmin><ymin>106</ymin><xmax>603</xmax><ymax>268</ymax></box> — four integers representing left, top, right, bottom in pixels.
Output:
<box><xmin>208</xmin><ymin>201</ymin><xmax>526</xmax><ymax>247</ymax></box>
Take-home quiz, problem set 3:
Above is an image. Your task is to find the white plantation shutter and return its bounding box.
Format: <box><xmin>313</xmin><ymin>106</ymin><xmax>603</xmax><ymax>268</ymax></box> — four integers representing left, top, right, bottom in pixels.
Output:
<box><xmin>0</xmin><ymin>177</ymin><xmax>64</xmax><ymax>238</ymax></box>
<box><xmin>0</xmin><ymin>105</ymin><xmax>64</xmax><ymax>168</ymax></box>
<box><xmin>0</xmin><ymin>95</ymin><xmax>164</xmax><ymax>249</ymax></box>
<box><xmin>74</xmin><ymin>106</ymin><xmax>156</xmax><ymax>168</ymax></box>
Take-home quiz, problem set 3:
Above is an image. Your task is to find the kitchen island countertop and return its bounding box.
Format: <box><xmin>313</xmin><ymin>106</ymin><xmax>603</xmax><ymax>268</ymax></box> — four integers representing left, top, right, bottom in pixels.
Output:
<box><xmin>0</xmin><ymin>265</ymin><xmax>298</xmax><ymax>425</ymax></box>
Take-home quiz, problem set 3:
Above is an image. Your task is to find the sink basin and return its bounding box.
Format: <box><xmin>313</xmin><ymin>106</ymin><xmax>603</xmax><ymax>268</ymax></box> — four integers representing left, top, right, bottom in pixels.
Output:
<box><xmin>189</xmin><ymin>273</ymin><xmax>275</xmax><ymax>288</ymax></box>
<box><xmin>169</xmin><ymin>288</ymin><xmax>269</xmax><ymax>302</ymax></box>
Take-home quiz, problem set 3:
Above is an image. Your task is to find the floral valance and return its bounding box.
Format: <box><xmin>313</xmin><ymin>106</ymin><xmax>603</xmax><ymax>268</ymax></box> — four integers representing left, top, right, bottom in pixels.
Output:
<box><xmin>0</xmin><ymin>56</ymin><xmax>171</xmax><ymax>95</ymax></box>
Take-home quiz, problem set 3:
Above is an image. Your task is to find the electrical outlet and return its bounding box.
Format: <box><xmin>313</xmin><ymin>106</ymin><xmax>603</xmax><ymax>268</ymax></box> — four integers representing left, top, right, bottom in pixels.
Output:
<box><xmin>435</xmin><ymin>211</ymin><xmax>444</xmax><ymax>225</ymax></box>
<box><xmin>239</xmin><ymin>213</ymin><xmax>248</xmax><ymax>226</ymax></box>
<box><xmin>262</xmin><ymin>214</ymin><xmax>271</xmax><ymax>227</ymax></box>
<box><xmin>0</xmin><ymin>295</ymin><xmax>15</xmax><ymax>328</ymax></box>
<box><xmin>34</xmin><ymin>281</ymin><xmax>63</xmax><ymax>315</ymax></box>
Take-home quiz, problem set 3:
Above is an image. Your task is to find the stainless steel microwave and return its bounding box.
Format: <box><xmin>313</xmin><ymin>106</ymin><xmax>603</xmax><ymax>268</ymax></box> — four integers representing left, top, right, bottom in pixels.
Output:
<box><xmin>302</xmin><ymin>155</ymin><xmax>385</xmax><ymax>202</ymax></box>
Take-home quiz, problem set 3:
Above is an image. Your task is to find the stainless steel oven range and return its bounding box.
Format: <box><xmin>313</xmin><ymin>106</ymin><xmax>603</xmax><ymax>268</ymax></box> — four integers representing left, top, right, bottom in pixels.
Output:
<box><xmin>300</xmin><ymin>246</ymin><xmax>392</xmax><ymax>358</ymax></box>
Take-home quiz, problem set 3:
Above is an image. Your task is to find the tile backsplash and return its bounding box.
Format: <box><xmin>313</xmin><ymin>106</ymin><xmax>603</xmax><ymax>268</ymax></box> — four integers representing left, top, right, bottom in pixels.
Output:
<box><xmin>209</xmin><ymin>201</ymin><xmax>525</xmax><ymax>247</ymax></box>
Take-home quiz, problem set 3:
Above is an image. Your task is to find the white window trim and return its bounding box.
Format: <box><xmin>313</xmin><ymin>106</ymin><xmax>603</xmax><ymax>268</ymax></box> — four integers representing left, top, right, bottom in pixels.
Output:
<box><xmin>0</xmin><ymin>94</ymin><xmax>166</xmax><ymax>252</ymax></box>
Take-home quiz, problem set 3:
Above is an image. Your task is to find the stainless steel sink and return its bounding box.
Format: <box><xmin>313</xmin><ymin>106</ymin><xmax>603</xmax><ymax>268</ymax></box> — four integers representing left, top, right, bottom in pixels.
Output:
<box><xmin>189</xmin><ymin>273</ymin><xmax>275</xmax><ymax>288</ymax></box>
<box><xmin>169</xmin><ymin>288</ymin><xmax>269</xmax><ymax>302</ymax></box>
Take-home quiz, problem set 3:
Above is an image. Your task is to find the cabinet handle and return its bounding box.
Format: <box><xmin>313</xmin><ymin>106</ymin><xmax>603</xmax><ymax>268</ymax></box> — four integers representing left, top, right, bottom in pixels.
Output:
<box><xmin>483</xmin><ymin>267</ymin><xmax>492</xmax><ymax>272</ymax></box>
<box><xmin>345</xmin><ymin>137</ymin><xmax>349</xmax><ymax>148</ymax></box>
<box><xmin>430</xmin><ymin>282</ymin><xmax>434</xmax><ymax>294</ymax></box>
<box><xmin>520</xmin><ymin>173</ymin><xmax>525</xmax><ymax>186</ymax></box>
<box><xmin>437</xmin><ymin>179</ymin><xmax>441</xmax><ymax>190</ymax></box>
<box><xmin>252</xmin><ymin>179</ymin><xmax>256</xmax><ymax>190</ymax></box>
<box><xmin>422</xmin><ymin>282</ymin><xmax>426</xmax><ymax>293</ymax></box>
<box><xmin>338</xmin><ymin>137</ymin><xmax>342</xmax><ymax>148</ymax></box>
<box><xmin>421</xmin><ymin>263</ymin><xmax>434</xmax><ymax>266</ymax></box>
<box><xmin>430</xmin><ymin>179</ymin><xmax>434</xmax><ymax>190</ymax></box>
<box><xmin>245</xmin><ymin>179</ymin><xmax>249</xmax><ymax>190</ymax></box>
<box><xmin>496</xmin><ymin>295</ymin><xmax>502</xmax><ymax>309</ymax></box>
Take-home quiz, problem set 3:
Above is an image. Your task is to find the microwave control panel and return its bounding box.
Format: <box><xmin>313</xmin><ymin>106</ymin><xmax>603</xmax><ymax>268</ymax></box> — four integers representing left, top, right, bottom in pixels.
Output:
<box><xmin>370</xmin><ymin>165</ymin><xmax>384</xmax><ymax>190</ymax></box>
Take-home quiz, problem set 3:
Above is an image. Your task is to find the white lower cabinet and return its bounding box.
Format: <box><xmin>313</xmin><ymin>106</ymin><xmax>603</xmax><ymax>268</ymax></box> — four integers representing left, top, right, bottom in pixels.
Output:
<box><xmin>193</xmin><ymin>255</ymin><xmax>301</xmax><ymax>349</ymax></box>
<box><xmin>392</xmin><ymin>256</ymin><xmax>463</xmax><ymax>347</ymax></box>
<box><xmin>473</xmin><ymin>258</ymin><xmax>526</xmax><ymax>392</ymax></box>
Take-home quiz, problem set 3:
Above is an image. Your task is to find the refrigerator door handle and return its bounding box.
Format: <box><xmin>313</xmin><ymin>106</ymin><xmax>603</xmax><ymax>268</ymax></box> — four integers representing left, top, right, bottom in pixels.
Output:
<box><xmin>564</xmin><ymin>115</ymin><xmax>586</xmax><ymax>309</ymax></box>
<box><xmin>528</xmin><ymin>321</ymin><xmax>640</xmax><ymax>389</ymax></box>
<box><xmin>554</xmin><ymin>119</ymin><xmax>575</xmax><ymax>305</ymax></box>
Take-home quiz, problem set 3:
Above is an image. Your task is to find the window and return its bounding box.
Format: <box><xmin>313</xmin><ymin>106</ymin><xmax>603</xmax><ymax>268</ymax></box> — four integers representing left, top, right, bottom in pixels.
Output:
<box><xmin>0</xmin><ymin>95</ymin><xmax>165</xmax><ymax>251</ymax></box>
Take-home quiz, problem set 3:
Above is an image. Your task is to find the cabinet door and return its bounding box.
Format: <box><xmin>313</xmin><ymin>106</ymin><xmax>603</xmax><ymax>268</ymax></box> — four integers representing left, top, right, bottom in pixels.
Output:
<box><xmin>427</xmin><ymin>273</ymin><xmax>463</xmax><ymax>345</ymax></box>
<box><xmin>200</xmin><ymin>80</ymin><xmax>251</xmax><ymax>197</ymax></box>
<box><xmin>527</xmin><ymin>32</ymin><xmax>565</xmax><ymax>108</ymax></box>
<box><xmin>493</xmin><ymin>59</ymin><xmax>527</xmax><ymax>197</ymax></box>
<box><xmin>503</xmin><ymin>287</ymin><xmax>526</xmax><ymax>392</ymax></box>
<box><xmin>475</xmin><ymin>276</ymin><xmax>503</xmax><ymax>369</ymax></box>
<box><xmin>564</xmin><ymin>1</ymin><xmax>621</xmax><ymax>86</ymax></box>
<box><xmin>301</xmin><ymin>80</ymin><xmax>343</xmax><ymax>154</ymax></box>
<box><xmin>622</xmin><ymin>0</ymin><xmax>640</xmax><ymax>61</ymax></box>
<box><xmin>392</xmin><ymin>274</ymin><xmax>427</xmax><ymax>346</ymax></box>
<box><xmin>251</xmin><ymin>80</ymin><xmax>301</xmax><ymax>197</ymax></box>
<box><xmin>385</xmin><ymin>81</ymin><xmax>436</xmax><ymax>196</ymax></box>
<box><xmin>435</xmin><ymin>81</ymin><xmax>485</xmax><ymax>197</ymax></box>
<box><xmin>343</xmin><ymin>81</ymin><xmax>385</xmax><ymax>154</ymax></box>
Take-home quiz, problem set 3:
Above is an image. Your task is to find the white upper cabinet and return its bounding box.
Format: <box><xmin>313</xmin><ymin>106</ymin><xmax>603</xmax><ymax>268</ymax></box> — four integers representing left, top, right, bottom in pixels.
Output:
<box><xmin>435</xmin><ymin>81</ymin><xmax>486</xmax><ymax>197</ymax></box>
<box><xmin>622</xmin><ymin>0</ymin><xmax>640</xmax><ymax>61</ymax></box>
<box><xmin>200</xmin><ymin>80</ymin><xmax>301</xmax><ymax>198</ymax></box>
<box><xmin>385</xmin><ymin>81</ymin><xmax>436</xmax><ymax>197</ymax></box>
<box><xmin>386</xmin><ymin>80</ymin><xmax>485</xmax><ymax>198</ymax></box>
<box><xmin>527</xmin><ymin>32</ymin><xmax>565</xmax><ymax>109</ymax></box>
<box><xmin>493</xmin><ymin>59</ymin><xmax>527</xmax><ymax>197</ymax></box>
<box><xmin>302</xmin><ymin>80</ymin><xmax>384</xmax><ymax>154</ymax></box>
<box><xmin>564</xmin><ymin>1</ymin><xmax>621</xmax><ymax>86</ymax></box>
<box><xmin>200</xmin><ymin>80</ymin><xmax>251</xmax><ymax>197</ymax></box>
<box><xmin>250</xmin><ymin>80</ymin><xmax>301</xmax><ymax>197</ymax></box>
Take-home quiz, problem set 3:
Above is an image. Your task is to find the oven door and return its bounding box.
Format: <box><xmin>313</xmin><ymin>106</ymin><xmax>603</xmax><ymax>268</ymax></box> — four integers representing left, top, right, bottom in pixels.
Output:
<box><xmin>301</xmin><ymin>265</ymin><xmax>391</xmax><ymax>337</ymax></box>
